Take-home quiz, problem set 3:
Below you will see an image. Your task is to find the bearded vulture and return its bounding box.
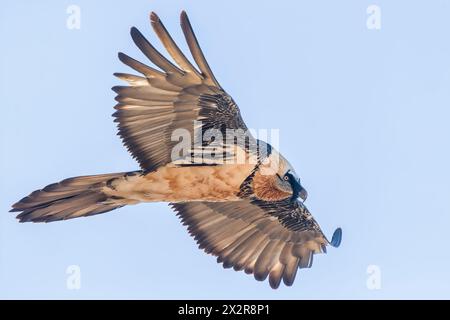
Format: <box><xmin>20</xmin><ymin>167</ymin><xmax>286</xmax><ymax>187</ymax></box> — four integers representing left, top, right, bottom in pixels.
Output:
<box><xmin>11</xmin><ymin>11</ymin><xmax>341</xmax><ymax>289</ymax></box>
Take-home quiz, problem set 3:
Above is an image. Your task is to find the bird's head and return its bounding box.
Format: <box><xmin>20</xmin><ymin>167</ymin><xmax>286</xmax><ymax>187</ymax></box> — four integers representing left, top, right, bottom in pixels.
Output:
<box><xmin>253</xmin><ymin>149</ymin><xmax>308</xmax><ymax>202</ymax></box>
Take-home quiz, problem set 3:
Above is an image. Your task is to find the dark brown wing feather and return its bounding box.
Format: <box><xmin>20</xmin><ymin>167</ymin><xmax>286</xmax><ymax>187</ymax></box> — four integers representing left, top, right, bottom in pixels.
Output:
<box><xmin>170</xmin><ymin>199</ymin><xmax>342</xmax><ymax>289</ymax></box>
<box><xmin>114</xmin><ymin>12</ymin><xmax>249</xmax><ymax>172</ymax></box>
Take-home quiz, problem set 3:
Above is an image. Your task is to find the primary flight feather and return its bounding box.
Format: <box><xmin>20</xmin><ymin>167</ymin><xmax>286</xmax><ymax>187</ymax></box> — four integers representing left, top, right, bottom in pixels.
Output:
<box><xmin>10</xmin><ymin>11</ymin><xmax>341</xmax><ymax>289</ymax></box>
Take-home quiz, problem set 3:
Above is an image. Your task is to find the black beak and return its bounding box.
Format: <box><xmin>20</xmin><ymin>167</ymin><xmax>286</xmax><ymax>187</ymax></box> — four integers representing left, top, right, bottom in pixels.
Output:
<box><xmin>298</xmin><ymin>187</ymin><xmax>308</xmax><ymax>202</ymax></box>
<box><xmin>289</xmin><ymin>175</ymin><xmax>308</xmax><ymax>202</ymax></box>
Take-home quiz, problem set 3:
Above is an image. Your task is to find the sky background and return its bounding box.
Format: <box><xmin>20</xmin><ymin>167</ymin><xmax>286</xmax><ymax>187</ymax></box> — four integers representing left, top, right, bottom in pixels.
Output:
<box><xmin>1</xmin><ymin>0</ymin><xmax>450</xmax><ymax>299</ymax></box>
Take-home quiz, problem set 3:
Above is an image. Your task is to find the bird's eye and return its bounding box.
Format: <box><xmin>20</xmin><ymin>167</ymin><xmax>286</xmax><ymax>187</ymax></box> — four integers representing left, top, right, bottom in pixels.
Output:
<box><xmin>283</xmin><ymin>175</ymin><xmax>289</xmax><ymax>181</ymax></box>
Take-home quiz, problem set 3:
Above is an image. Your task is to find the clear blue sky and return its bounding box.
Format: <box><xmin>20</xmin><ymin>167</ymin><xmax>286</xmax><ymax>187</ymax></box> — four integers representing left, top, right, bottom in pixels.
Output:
<box><xmin>1</xmin><ymin>0</ymin><xmax>450</xmax><ymax>299</ymax></box>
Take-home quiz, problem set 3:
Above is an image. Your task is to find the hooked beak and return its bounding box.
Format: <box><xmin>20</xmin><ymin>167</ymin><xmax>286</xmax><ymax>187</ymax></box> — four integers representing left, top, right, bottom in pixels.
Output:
<box><xmin>290</xmin><ymin>176</ymin><xmax>308</xmax><ymax>202</ymax></box>
<box><xmin>298</xmin><ymin>186</ymin><xmax>308</xmax><ymax>202</ymax></box>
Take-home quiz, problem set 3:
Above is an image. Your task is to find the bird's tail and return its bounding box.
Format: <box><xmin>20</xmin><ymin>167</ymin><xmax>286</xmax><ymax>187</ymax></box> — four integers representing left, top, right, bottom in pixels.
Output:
<box><xmin>10</xmin><ymin>171</ymin><xmax>140</xmax><ymax>223</ymax></box>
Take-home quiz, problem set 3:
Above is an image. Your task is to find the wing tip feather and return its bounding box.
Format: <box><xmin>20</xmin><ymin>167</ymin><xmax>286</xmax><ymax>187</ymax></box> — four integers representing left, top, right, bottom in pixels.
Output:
<box><xmin>180</xmin><ymin>10</ymin><xmax>188</xmax><ymax>21</ymax></box>
<box><xmin>150</xmin><ymin>11</ymin><xmax>159</xmax><ymax>23</ymax></box>
<box><xmin>330</xmin><ymin>227</ymin><xmax>342</xmax><ymax>248</ymax></box>
<box><xmin>117</xmin><ymin>52</ymin><xmax>127</xmax><ymax>62</ymax></box>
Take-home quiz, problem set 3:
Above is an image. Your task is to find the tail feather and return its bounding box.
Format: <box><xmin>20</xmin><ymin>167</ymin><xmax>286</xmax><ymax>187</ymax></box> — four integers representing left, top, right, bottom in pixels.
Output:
<box><xmin>11</xmin><ymin>172</ymin><xmax>139</xmax><ymax>223</ymax></box>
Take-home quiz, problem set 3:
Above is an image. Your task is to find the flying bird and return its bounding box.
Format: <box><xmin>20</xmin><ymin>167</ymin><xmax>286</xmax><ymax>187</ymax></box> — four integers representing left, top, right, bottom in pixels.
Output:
<box><xmin>10</xmin><ymin>11</ymin><xmax>341</xmax><ymax>289</ymax></box>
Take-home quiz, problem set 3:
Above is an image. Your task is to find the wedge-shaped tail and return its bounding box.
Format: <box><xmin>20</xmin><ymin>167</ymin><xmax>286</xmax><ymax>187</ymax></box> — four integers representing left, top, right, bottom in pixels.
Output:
<box><xmin>10</xmin><ymin>172</ymin><xmax>139</xmax><ymax>223</ymax></box>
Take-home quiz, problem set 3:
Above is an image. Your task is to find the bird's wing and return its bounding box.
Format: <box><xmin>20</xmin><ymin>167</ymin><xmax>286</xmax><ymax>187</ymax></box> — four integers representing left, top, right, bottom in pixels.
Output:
<box><xmin>170</xmin><ymin>199</ymin><xmax>342</xmax><ymax>289</ymax></box>
<box><xmin>114</xmin><ymin>12</ymin><xmax>252</xmax><ymax>172</ymax></box>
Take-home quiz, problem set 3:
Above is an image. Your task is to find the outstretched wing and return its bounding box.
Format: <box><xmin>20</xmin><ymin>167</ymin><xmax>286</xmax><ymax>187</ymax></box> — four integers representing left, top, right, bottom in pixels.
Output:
<box><xmin>170</xmin><ymin>199</ymin><xmax>342</xmax><ymax>289</ymax></box>
<box><xmin>114</xmin><ymin>12</ymin><xmax>251</xmax><ymax>172</ymax></box>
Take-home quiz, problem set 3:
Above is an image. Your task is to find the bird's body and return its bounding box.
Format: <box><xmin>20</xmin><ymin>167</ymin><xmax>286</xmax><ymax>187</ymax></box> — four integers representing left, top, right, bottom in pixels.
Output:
<box><xmin>106</xmin><ymin>162</ymin><xmax>254</xmax><ymax>203</ymax></box>
<box><xmin>10</xmin><ymin>11</ymin><xmax>341</xmax><ymax>289</ymax></box>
